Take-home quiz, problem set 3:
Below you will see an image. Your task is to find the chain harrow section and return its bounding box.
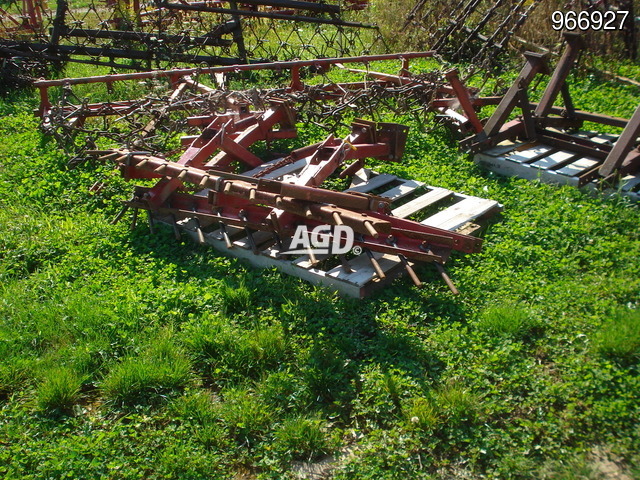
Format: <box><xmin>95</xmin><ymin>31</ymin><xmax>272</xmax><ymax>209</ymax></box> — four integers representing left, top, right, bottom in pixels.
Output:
<box><xmin>1</xmin><ymin>0</ymin><xmax>385</xmax><ymax>84</ymax></box>
<box><xmin>34</xmin><ymin>53</ymin><xmax>480</xmax><ymax>154</ymax></box>
<box><xmin>403</xmin><ymin>0</ymin><xmax>541</xmax><ymax>68</ymax></box>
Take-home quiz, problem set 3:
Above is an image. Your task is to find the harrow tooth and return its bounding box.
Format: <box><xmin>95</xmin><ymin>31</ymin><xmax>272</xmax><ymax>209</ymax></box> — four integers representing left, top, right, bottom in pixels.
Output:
<box><xmin>399</xmin><ymin>254</ymin><xmax>422</xmax><ymax>288</ymax></box>
<box><xmin>332</xmin><ymin>211</ymin><xmax>344</xmax><ymax>225</ymax></box>
<box><xmin>272</xmin><ymin>232</ymin><xmax>284</xmax><ymax>251</ymax></box>
<box><xmin>339</xmin><ymin>254</ymin><xmax>353</xmax><ymax>273</ymax></box>
<box><xmin>306</xmin><ymin>247</ymin><xmax>318</xmax><ymax>266</ymax></box>
<box><xmin>177</xmin><ymin>169</ymin><xmax>188</xmax><ymax>180</ymax></box>
<box><xmin>221</xmin><ymin>228</ymin><xmax>233</xmax><ymax>249</ymax></box>
<box><xmin>245</xmin><ymin>229</ymin><xmax>260</xmax><ymax>254</ymax></box>
<box><xmin>194</xmin><ymin>220</ymin><xmax>206</xmax><ymax>244</ymax></box>
<box><xmin>363</xmin><ymin>220</ymin><xmax>378</xmax><ymax>238</ymax></box>
<box><xmin>435</xmin><ymin>262</ymin><xmax>459</xmax><ymax>295</ymax></box>
<box><xmin>171</xmin><ymin>215</ymin><xmax>182</xmax><ymax>241</ymax></box>
<box><xmin>111</xmin><ymin>204</ymin><xmax>129</xmax><ymax>225</ymax></box>
<box><xmin>364</xmin><ymin>248</ymin><xmax>386</xmax><ymax>279</ymax></box>
<box><xmin>146</xmin><ymin>210</ymin><xmax>155</xmax><ymax>234</ymax></box>
<box><xmin>130</xmin><ymin>208</ymin><xmax>139</xmax><ymax>231</ymax></box>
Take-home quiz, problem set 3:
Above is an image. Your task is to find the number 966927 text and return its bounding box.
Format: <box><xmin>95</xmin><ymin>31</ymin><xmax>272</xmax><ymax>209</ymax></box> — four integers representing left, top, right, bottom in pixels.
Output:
<box><xmin>551</xmin><ymin>10</ymin><xmax>629</xmax><ymax>31</ymax></box>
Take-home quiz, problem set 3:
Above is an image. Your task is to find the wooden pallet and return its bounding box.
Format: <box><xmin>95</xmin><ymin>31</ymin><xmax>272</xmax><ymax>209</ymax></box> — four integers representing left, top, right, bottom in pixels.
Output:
<box><xmin>474</xmin><ymin>130</ymin><xmax>640</xmax><ymax>202</ymax></box>
<box><xmin>163</xmin><ymin>164</ymin><xmax>502</xmax><ymax>298</ymax></box>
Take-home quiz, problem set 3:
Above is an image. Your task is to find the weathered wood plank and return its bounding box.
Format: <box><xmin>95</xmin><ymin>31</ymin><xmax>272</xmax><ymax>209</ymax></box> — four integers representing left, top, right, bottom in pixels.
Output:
<box><xmin>380</xmin><ymin>179</ymin><xmax>424</xmax><ymax>201</ymax></box>
<box><xmin>421</xmin><ymin>197</ymin><xmax>499</xmax><ymax>231</ymax></box>
<box><xmin>482</xmin><ymin>140</ymin><xmax>527</xmax><ymax>157</ymax></box>
<box><xmin>242</xmin><ymin>157</ymin><xmax>310</xmax><ymax>179</ymax></box>
<box><xmin>530</xmin><ymin>150</ymin><xmax>578</xmax><ymax>169</ymax></box>
<box><xmin>506</xmin><ymin>144</ymin><xmax>555</xmax><ymax>163</ymax></box>
<box><xmin>555</xmin><ymin>157</ymin><xmax>599</xmax><ymax>176</ymax></box>
<box><xmin>346</xmin><ymin>173</ymin><xmax>397</xmax><ymax>193</ymax></box>
<box><xmin>233</xmin><ymin>230</ymin><xmax>274</xmax><ymax>250</ymax></box>
<box><xmin>391</xmin><ymin>187</ymin><xmax>452</xmax><ymax>219</ymax></box>
<box><xmin>620</xmin><ymin>175</ymin><xmax>640</xmax><ymax>192</ymax></box>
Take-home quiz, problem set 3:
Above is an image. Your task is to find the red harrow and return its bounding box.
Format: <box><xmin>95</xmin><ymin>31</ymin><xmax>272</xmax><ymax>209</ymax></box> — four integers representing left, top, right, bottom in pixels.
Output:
<box><xmin>92</xmin><ymin>101</ymin><xmax>486</xmax><ymax>293</ymax></box>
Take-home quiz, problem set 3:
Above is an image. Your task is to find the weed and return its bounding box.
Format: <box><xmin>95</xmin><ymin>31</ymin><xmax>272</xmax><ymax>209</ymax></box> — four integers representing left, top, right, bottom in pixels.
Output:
<box><xmin>256</xmin><ymin>370</ymin><xmax>308</xmax><ymax>414</ymax></box>
<box><xmin>218</xmin><ymin>387</ymin><xmax>273</xmax><ymax>448</ymax></box>
<box><xmin>102</xmin><ymin>334</ymin><xmax>192</xmax><ymax>407</ymax></box>
<box><xmin>182</xmin><ymin>317</ymin><xmax>287</xmax><ymax>381</ymax></box>
<box><xmin>404</xmin><ymin>397</ymin><xmax>439</xmax><ymax>431</ymax></box>
<box><xmin>273</xmin><ymin>416</ymin><xmax>333</xmax><ymax>462</ymax></box>
<box><xmin>194</xmin><ymin>423</ymin><xmax>230</xmax><ymax>451</ymax></box>
<box><xmin>181</xmin><ymin>315</ymin><xmax>236</xmax><ymax>370</ymax></box>
<box><xmin>352</xmin><ymin>366</ymin><xmax>420</xmax><ymax>429</ymax></box>
<box><xmin>169</xmin><ymin>390</ymin><xmax>219</xmax><ymax>425</ymax></box>
<box><xmin>220</xmin><ymin>278</ymin><xmax>253</xmax><ymax>316</ymax></box>
<box><xmin>0</xmin><ymin>357</ymin><xmax>31</xmax><ymax>400</ymax></box>
<box><xmin>592</xmin><ymin>308</ymin><xmax>640</xmax><ymax>362</ymax></box>
<box><xmin>36</xmin><ymin>367</ymin><xmax>81</xmax><ymax>414</ymax></box>
<box><xmin>476</xmin><ymin>303</ymin><xmax>540</xmax><ymax>340</ymax></box>
<box><xmin>433</xmin><ymin>382</ymin><xmax>479</xmax><ymax>423</ymax></box>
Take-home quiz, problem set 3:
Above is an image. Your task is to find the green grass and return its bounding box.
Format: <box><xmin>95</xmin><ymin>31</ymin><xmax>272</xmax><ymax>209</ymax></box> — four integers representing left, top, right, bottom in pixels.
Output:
<box><xmin>36</xmin><ymin>367</ymin><xmax>82</xmax><ymax>414</ymax></box>
<box><xmin>102</xmin><ymin>333</ymin><xmax>193</xmax><ymax>407</ymax></box>
<box><xmin>592</xmin><ymin>308</ymin><xmax>640</xmax><ymax>362</ymax></box>
<box><xmin>476</xmin><ymin>303</ymin><xmax>541</xmax><ymax>340</ymax></box>
<box><xmin>0</xmin><ymin>53</ymin><xmax>639</xmax><ymax>479</ymax></box>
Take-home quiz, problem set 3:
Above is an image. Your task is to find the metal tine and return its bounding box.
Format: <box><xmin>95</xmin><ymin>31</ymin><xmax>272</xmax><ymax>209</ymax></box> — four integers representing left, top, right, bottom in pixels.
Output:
<box><xmin>220</xmin><ymin>223</ymin><xmax>233</xmax><ymax>249</ymax></box>
<box><xmin>306</xmin><ymin>246</ymin><xmax>318</xmax><ymax>266</ymax></box>
<box><xmin>244</xmin><ymin>228</ymin><xmax>260</xmax><ymax>254</ymax></box>
<box><xmin>216</xmin><ymin>213</ymin><xmax>233</xmax><ymax>249</ymax></box>
<box><xmin>387</xmin><ymin>235</ymin><xmax>422</xmax><ymax>288</ymax></box>
<box><xmin>339</xmin><ymin>254</ymin><xmax>353</xmax><ymax>273</ymax></box>
<box><xmin>364</xmin><ymin>248</ymin><xmax>385</xmax><ymax>279</ymax></box>
<box><xmin>111</xmin><ymin>204</ymin><xmax>129</xmax><ymax>225</ymax></box>
<box><xmin>239</xmin><ymin>211</ymin><xmax>259</xmax><ymax>255</ymax></box>
<box><xmin>146</xmin><ymin>210</ymin><xmax>155</xmax><ymax>234</ymax></box>
<box><xmin>194</xmin><ymin>219</ymin><xmax>206</xmax><ymax>244</ymax></box>
<box><xmin>130</xmin><ymin>207</ymin><xmax>139</xmax><ymax>231</ymax></box>
<box><xmin>272</xmin><ymin>232</ymin><xmax>284</xmax><ymax>250</ymax></box>
<box><xmin>399</xmin><ymin>254</ymin><xmax>423</xmax><ymax>288</ymax></box>
<box><xmin>435</xmin><ymin>262</ymin><xmax>459</xmax><ymax>295</ymax></box>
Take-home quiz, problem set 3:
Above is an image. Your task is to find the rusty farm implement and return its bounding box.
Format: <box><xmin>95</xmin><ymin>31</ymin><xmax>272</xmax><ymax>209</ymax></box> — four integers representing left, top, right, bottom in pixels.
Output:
<box><xmin>30</xmin><ymin>52</ymin><xmax>503</xmax><ymax>296</ymax></box>
<box><xmin>434</xmin><ymin>33</ymin><xmax>640</xmax><ymax>200</ymax></box>
<box><xmin>90</xmin><ymin>101</ymin><xmax>499</xmax><ymax>296</ymax></box>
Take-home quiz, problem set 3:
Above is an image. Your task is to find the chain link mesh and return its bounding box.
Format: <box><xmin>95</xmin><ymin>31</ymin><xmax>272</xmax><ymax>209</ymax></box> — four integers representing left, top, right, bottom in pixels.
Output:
<box><xmin>1</xmin><ymin>0</ymin><xmax>387</xmax><ymax>86</ymax></box>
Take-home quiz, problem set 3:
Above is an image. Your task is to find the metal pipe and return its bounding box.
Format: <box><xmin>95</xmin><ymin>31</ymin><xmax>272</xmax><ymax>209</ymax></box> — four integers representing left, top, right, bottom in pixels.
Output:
<box><xmin>33</xmin><ymin>52</ymin><xmax>435</xmax><ymax>88</ymax></box>
<box><xmin>159</xmin><ymin>0</ymin><xmax>374</xmax><ymax>28</ymax></box>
